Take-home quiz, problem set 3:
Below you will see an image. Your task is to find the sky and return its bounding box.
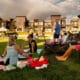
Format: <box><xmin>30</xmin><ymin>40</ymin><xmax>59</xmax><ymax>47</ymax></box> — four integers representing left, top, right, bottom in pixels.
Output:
<box><xmin>0</xmin><ymin>0</ymin><xmax>80</xmax><ymax>20</ymax></box>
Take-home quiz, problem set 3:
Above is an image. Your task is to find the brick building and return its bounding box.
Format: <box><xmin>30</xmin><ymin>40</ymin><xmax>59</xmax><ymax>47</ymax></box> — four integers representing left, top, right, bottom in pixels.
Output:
<box><xmin>51</xmin><ymin>15</ymin><xmax>61</xmax><ymax>27</ymax></box>
<box><xmin>14</xmin><ymin>16</ymin><xmax>26</xmax><ymax>31</ymax></box>
<box><xmin>61</xmin><ymin>17</ymin><xmax>66</xmax><ymax>28</ymax></box>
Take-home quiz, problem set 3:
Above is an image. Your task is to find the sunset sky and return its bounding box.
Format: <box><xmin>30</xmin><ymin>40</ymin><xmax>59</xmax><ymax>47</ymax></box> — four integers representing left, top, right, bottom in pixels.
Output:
<box><xmin>0</xmin><ymin>0</ymin><xmax>80</xmax><ymax>19</ymax></box>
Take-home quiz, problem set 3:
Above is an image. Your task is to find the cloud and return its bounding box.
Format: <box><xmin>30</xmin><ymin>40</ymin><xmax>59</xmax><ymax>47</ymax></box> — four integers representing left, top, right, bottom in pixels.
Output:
<box><xmin>0</xmin><ymin>0</ymin><xmax>79</xmax><ymax>19</ymax></box>
<box><xmin>26</xmin><ymin>0</ymin><xmax>60</xmax><ymax>19</ymax></box>
<box><xmin>57</xmin><ymin>0</ymin><xmax>80</xmax><ymax>15</ymax></box>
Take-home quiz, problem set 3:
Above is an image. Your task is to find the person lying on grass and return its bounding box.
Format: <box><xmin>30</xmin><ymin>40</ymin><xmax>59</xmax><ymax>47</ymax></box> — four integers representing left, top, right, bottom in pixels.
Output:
<box><xmin>55</xmin><ymin>41</ymin><xmax>80</xmax><ymax>61</ymax></box>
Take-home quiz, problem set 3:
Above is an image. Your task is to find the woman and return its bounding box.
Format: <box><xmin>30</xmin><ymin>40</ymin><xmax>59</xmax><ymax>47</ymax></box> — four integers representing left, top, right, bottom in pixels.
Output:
<box><xmin>18</xmin><ymin>34</ymin><xmax>38</xmax><ymax>59</ymax></box>
<box><xmin>0</xmin><ymin>35</ymin><xmax>24</xmax><ymax>66</ymax></box>
<box><xmin>28</xmin><ymin>34</ymin><xmax>37</xmax><ymax>53</ymax></box>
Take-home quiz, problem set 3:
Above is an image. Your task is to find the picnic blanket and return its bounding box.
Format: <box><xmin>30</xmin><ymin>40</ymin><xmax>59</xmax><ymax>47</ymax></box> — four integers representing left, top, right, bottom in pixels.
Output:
<box><xmin>26</xmin><ymin>56</ymin><xmax>49</xmax><ymax>69</ymax></box>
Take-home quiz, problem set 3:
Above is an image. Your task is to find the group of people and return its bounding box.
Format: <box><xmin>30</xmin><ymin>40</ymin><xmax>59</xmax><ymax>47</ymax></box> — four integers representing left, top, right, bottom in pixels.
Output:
<box><xmin>55</xmin><ymin>32</ymin><xmax>80</xmax><ymax>61</ymax></box>
<box><xmin>0</xmin><ymin>33</ymin><xmax>48</xmax><ymax>70</ymax></box>
<box><xmin>0</xmin><ymin>20</ymin><xmax>80</xmax><ymax>70</ymax></box>
<box><xmin>0</xmin><ymin>34</ymin><xmax>35</xmax><ymax>68</ymax></box>
<box><xmin>53</xmin><ymin>20</ymin><xmax>80</xmax><ymax>61</ymax></box>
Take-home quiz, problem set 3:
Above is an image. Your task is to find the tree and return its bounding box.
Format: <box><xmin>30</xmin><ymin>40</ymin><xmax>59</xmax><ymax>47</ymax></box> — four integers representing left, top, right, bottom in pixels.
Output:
<box><xmin>6</xmin><ymin>20</ymin><xmax>10</xmax><ymax>29</ymax></box>
<box><xmin>0</xmin><ymin>18</ymin><xmax>2</xmax><ymax>27</ymax></box>
<box><xmin>6</xmin><ymin>19</ymin><xmax>16</xmax><ymax>31</ymax></box>
<box><xmin>9</xmin><ymin>19</ymin><xmax>16</xmax><ymax>31</ymax></box>
<box><xmin>25</xmin><ymin>17</ymin><xmax>30</xmax><ymax>27</ymax></box>
<box><xmin>78</xmin><ymin>15</ymin><xmax>80</xmax><ymax>18</ymax></box>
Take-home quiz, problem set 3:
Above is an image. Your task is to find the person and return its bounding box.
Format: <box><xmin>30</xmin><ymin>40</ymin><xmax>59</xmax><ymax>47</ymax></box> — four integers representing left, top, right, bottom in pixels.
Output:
<box><xmin>54</xmin><ymin>20</ymin><xmax>61</xmax><ymax>43</ymax></box>
<box><xmin>67</xmin><ymin>34</ymin><xmax>77</xmax><ymax>45</ymax></box>
<box><xmin>13</xmin><ymin>33</ymin><xmax>18</xmax><ymax>40</ymax></box>
<box><xmin>18</xmin><ymin>34</ymin><xmax>38</xmax><ymax>59</ymax></box>
<box><xmin>0</xmin><ymin>35</ymin><xmax>24</xmax><ymax>66</ymax></box>
<box><xmin>18</xmin><ymin>34</ymin><xmax>49</xmax><ymax>69</ymax></box>
<box><xmin>77</xmin><ymin>31</ymin><xmax>80</xmax><ymax>39</ymax></box>
<box><xmin>55</xmin><ymin>43</ymin><xmax>80</xmax><ymax>61</ymax></box>
<box><xmin>28</xmin><ymin>34</ymin><xmax>37</xmax><ymax>53</ymax></box>
<box><xmin>61</xmin><ymin>32</ymin><xmax>69</xmax><ymax>44</ymax></box>
<box><xmin>34</xmin><ymin>33</ymin><xmax>39</xmax><ymax>40</ymax></box>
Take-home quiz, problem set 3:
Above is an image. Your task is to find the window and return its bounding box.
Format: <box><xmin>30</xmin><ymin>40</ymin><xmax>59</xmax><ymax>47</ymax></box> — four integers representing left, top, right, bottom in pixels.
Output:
<box><xmin>74</xmin><ymin>21</ymin><xmax>78</xmax><ymax>28</ymax></box>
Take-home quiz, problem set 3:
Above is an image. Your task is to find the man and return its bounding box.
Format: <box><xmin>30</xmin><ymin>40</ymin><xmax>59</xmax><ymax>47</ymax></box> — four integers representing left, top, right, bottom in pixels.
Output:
<box><xmin>54</xmin><ymin>20</ymin><xmax>61</xmax><ymax>43</ymax></box>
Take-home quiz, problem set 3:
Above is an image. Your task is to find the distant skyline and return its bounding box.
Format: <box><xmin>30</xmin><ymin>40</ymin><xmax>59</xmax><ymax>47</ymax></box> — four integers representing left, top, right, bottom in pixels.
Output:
<box><xmin>0</xmin><ymin>0</ymin><xmax>80</xmax><ymax>19</ymax></box>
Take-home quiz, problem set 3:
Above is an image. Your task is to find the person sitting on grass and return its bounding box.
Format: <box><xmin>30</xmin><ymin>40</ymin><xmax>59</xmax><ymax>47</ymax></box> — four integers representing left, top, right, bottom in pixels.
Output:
<box><xmin>0</xmin><ymin>35</ymin><xmax>24</xmax><ymax>69</ymax></box>
<box><xmin>60</xmin><ymin>32</ymin><xmax>69</xmax><ymax>44</ymax></box>
<box><xmin>55</xmin><ymin>41</ymin><xmax>80</xmax><ymax>61</ymax></box>
<box><xmin>28</xmin><ymin>34</ymin><xmax>37</xmax><ymax>54</ymax></box>
<box><xmin>18</xmin><ymin>34</ymin><xmax>38</xmax><ymax>59</ymax></box>
<box><xmin>17</xmin><ymin>34</ymin><xmax>49</xmax><ymax>69</ymax></box>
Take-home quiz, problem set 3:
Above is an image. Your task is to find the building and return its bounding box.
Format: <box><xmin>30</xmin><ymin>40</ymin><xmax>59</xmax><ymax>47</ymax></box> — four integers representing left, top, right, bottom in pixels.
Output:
<box><xmin>44</xmin><ymin>20</ymin><xmax>51</xmax><ymax>28</ymax></box>
<box><xmin>61</xmin><ymin>17</ymin><xmax>66</xmax><ymax>28</ymax></box>
<box><xmin>78</xmin><ymin>18</ymin><xmax>80</xmax><ymax>30</ymax></box>
<box><xmin>51</xmin><ymin>15</ymin><xmax>61</xmax><ymax>27</ymax></box>
<box><xmin>61</xmin><ymin>17</ymin><xmax>66</xmax><ymax>32</ymax></box>
<box><xmin>14</xmin><ymin>16</ymin><xmax>26</xmax><ymax>31</ymax></box>
<box><xmin>66</xmin><ymin>17</ymin><xmax>80</xmax><ymax>34</ymax></box>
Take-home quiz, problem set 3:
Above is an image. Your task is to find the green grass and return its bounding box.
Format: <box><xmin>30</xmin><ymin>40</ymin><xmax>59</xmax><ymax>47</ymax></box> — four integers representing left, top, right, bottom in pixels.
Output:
<box><xmin>0</xmin><ymin>39</ymin><xmax>80</xmax><ymax>80</ymax></box>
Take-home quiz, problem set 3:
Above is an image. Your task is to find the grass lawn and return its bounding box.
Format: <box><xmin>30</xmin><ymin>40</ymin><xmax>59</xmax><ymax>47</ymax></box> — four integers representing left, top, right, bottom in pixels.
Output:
<box><xmin>0</xmin><ymin>38</ymin><xmax>80</xmax><ymax>80</ymax></box>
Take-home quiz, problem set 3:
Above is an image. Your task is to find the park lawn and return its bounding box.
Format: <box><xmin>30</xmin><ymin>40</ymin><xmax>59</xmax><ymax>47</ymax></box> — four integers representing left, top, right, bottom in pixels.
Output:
<box><xmin>0</xmin><ymin>39</ymin><xmax>80</xmax><ymax>80</ymax></box>
<box><xmin>0</xmin><ymin>38</ymin><xmax>47</xmax><ymax>54</ymax></box>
